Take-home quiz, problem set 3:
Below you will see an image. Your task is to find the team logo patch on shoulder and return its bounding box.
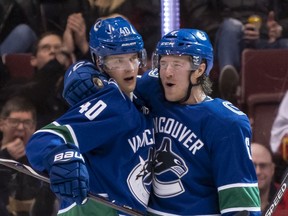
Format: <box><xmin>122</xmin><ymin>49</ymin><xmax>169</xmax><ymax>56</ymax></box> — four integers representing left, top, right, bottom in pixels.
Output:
<box><xmin>93</xmin><ymin>77</ymin><xmax>104</xmax><ymax>88</ymax></box>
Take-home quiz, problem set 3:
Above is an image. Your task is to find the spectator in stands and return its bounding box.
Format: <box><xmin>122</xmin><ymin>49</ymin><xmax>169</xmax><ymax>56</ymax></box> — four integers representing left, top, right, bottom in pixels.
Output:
<box><xmin>0</xmin><ymin>97</ymin><xmax>57</xmax><ymax>216</ymax></box>
<box><xmin>270</xmin><ymin>90</ymin><xmax>288</xmax><ymax>155</ymax></box>
<box><xmin>251</xmin><ymin>142</ymin><xmax>288</xmax><ymax>215</ymax></box>
<box><xmin>24</xmin><ymin>32</ymin><xmax>74</xmax><ymax>127</ymax></box>
<box><xmin>214</xmin><ymin>0</ymin><xmax>288</xmax><ymax>103</ymax></box>
<box><xmin>0</xmin><ymin>32</ymin><xmax>74</xmax><ymax>128</ymax></box>
<box><xmin>63</xmin><ymin>13</ymin><xmax>90</xmax><ymax>61</ymax></box>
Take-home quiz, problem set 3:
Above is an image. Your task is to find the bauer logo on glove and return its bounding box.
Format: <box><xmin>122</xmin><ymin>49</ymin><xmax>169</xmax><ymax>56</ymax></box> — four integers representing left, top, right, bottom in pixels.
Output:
<box><xmin>54</xmin><ymin>150</ymin><xmax>84</xmax><ymax>163</ymax></box>
<box><xmin>44</xmin><ymin>144</ymin><xmax>90</xmax><ymax>205</ymax></box>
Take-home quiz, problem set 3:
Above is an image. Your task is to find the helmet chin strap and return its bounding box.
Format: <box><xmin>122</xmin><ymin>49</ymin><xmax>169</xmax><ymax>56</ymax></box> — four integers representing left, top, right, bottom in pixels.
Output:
<box><xmin>160</xmin><ymin>70</ymin><xmax>200</xmax><ymax>104</ymax></box>
<box><xmin>175</xmin><ymin>70</ymin><xmax>200</xmax><ymax>104</ymax></box>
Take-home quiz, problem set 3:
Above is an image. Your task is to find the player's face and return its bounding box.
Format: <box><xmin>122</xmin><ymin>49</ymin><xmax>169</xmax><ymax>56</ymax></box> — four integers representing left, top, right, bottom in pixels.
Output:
<box><xmin>104</xmin><ymin>53</ymin><xmax>140</xmax><ymax>96</ymax></box>
<box><xmin>251</xmin><ymin>144</ymin><xmax>275</xmax><ymax>192</ymax></box>
<box><xmin>159</xmin><ymin>55</ymin><xmax>192</xmax><ymax>102</ymax></box>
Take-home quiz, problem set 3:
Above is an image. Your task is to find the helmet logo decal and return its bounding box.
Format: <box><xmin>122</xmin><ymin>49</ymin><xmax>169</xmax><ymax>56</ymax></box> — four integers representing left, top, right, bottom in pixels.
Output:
<box><xmin>107</xmin><ymin>24</ymin><xmax>114</xmax><ymax>34</ymax></box>
<box><xmin>192</xmin><ymin>56</ymin><xmax>201</xmax><ymax>68</ymax></box>
<box><xmin>119</xmin><ymin>27</ymin><xmax>132</xmax><ymax>36</ymax></box>
<box><xmin>93</xmin><ymin>20</ymin><xmax>102</xmax><ymax>32</ymax></box>
<box><xmin>196</xmin><ymin>31</ymin><xmax>207</xmax><ymax>41</ymax></box>
<box><xmin>160</xmin><ymin>42</ymin><xmax>175</xmax><ymax>47</ymax></box>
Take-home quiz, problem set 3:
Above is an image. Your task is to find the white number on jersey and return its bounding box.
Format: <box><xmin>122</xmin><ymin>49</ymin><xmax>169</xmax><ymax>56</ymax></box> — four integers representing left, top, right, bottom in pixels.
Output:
<box><xmin>79</xmin><ymin>100</ymin><xmax>107</xmax><ymax>120</ymax></box>
<box><xmin>245</xmin><ymin>137</ymin><xmax>252</xmax><ymax>160</ymax></box>
<box><xmin>222</xmin><ymin>101</ymin><xmax>245</xmax><ymax>115</ymax></box>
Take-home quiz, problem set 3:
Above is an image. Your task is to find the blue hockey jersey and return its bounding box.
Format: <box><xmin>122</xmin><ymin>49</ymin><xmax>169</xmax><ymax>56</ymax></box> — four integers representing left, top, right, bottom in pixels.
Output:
<box><xmin>26</xmin><ymin>79</ymin><xmax>155</xmax><ymax>215</ymax></box>
<box><xmin>135</xmin><ymin>70</ymin><xmax>261</xmax><ymax>216</ymax></box>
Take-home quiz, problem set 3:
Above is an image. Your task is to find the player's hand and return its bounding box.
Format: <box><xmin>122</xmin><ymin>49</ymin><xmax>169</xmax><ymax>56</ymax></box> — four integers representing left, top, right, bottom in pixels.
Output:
<box><xmin>44</xmin><ymin>144</ymin><xmax>89</xmax><ymax>204</ymax></box>
<box><xmin>63</xmin><ymin>61</ymin><xmax>109</xmax><ymax>106</ymax></box>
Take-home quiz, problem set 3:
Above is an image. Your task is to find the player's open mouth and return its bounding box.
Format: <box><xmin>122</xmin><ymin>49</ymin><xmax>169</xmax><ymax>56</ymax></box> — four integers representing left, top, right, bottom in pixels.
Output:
<box><xmin>166</xmin><ymin>82</ymin><xmax>174</xmax><ymax>87</ymax></box>
<box><xmin>124</xmin><ymin>76</ymin><xmax>134</xmax><ymax>81</ymax></box>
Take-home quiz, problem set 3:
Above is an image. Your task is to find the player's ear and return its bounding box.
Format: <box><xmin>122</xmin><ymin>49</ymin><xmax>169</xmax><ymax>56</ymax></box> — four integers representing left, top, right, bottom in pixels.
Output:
<box><xmin>196</xmin><ymin>63</ymin><xmax>206</xmax><ymax>77</ymax></box>
<box><xmin>190</xmin><ymin>63</ymin><xmax>206</xmax><ymax>84</ymax></box>
<box><xmin>193</xmin><ymin>63</ymin><xmax>206</xmax><ymax>79</ymax></box>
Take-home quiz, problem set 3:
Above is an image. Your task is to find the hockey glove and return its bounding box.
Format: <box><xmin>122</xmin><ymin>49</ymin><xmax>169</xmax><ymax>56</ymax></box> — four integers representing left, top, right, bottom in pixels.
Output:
<box><xmin>44</xmin><ymin>144</ymin><xmax>89</xmax><ymax>204</ymax></box>
<box><xmin>63</xmin><ymin>60</ymin><xmax>109</xmax><ymax>106</ymax></box>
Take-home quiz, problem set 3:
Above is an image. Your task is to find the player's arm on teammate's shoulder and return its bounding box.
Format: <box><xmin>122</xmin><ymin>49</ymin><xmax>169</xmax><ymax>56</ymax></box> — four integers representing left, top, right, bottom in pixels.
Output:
<box><xmin>63</xmin><ymin>60</ymin><xmax>109</xmax><ymax>106</ymax></box>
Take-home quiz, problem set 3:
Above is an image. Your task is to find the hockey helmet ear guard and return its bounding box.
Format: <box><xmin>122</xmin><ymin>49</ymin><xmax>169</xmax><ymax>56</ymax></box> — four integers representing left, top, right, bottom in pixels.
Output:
<box><xmin>138</xmin><ymin>48</ymin><xmax>147</xmax><ymax>68</ymax></box>
<box><xmin>63</xmin><ymin>61</ymin><xmax>109</xmax><ymax>106</ymax></box>
<box><xmin>152</xmin><ymin>29</ymin><xmax>213</xmax><ymax>75</ymax></box>
<box><xmin>89</xmin><ymin>16</ymin><xmax>147</xmax><ymax>71</ymax></box>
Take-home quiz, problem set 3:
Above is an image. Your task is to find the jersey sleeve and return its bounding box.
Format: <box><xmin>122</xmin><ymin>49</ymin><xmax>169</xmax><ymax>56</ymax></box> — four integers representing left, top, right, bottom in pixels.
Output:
<box><xmin>26</xmin><ymin>81</ymin><xmax>144</xmax><ymax>172</ymax></box>
<box><xmin>207</xmin><ymin>102</ymin><xmax>261</xmax><ymax>215</ymax></box>
<box><xmin>26</xmin><ymin>130</ymin><xmax>67</xmax><ymax>172</ymax></box>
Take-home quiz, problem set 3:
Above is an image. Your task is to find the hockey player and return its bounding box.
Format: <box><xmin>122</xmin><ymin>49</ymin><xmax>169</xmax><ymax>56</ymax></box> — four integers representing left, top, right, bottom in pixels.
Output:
<box><xmin>134</xmin><ymin>29</ymin><xmax>261</xmax><ymax>215</ymax></box>
<box><xmin>25</xmin><ymin>17</ymin><xmax>155</xmax><ymax>215</ymax></box>
<box><xmin>42</xmin><ymin>27</ymin><xmax>261</xmax><ymax>215</ymax></box>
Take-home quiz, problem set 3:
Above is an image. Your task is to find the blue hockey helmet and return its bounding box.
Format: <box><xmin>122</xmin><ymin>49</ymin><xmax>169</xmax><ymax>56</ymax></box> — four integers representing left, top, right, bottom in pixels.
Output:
<box><xmin>89</xmin><ymin>16</ymin><xmax>147</xmax><ymax>69</ymax></box>
<box><xmin>153</xmin><ymin>29</ymin><xmax>213</xmax><ymax>75</ymax></box>
<box><xmin>63</xmin><ymin>60</ymin><xmax>109</xmax><ymax>106</ymax></box>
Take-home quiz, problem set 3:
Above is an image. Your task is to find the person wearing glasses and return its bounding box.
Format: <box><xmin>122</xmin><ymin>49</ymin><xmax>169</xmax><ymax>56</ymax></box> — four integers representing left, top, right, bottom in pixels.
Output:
<box><xmin>0</xmin><ymin>97</ymin><xmax>59</xmax><ymax>216</ymax></box>
<box><xmin>0</xmin><ymin>31</ymin><xmax>74</xmax><ymax>129</ymax></box>
<box><xmin>0</xmin><ymin>97</ymin><xmax>36</xmax><ymax>162</ymax></box>
<box><xmin>251</xmin><ymin>143</ymin><xmax>288</xmax><ymax>215</ymax></box>
<box><xmin>0</xmin><ymin>97</ymin><xmax>46</xmax><ymax>216</ymax></box>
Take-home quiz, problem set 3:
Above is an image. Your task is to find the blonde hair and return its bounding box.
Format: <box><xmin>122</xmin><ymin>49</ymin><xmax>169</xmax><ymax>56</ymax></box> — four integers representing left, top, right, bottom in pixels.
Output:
<box><xmin>100</xmin><ymin>13</ymin><xmax>129</xmax><ymax>21</ymax></box>
<box><xmin>89</xmin><ymin>0</ymin><xmax>126</xmax><ymax>13</ymax></box>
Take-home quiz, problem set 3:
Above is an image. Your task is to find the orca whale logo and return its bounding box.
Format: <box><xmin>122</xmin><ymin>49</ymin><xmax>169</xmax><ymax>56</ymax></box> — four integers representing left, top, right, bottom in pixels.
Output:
<box><xmin>127</xmin><ymin>147</ymin><xmax>154</xmax><ymax>206</ymax></box>
<box><xmin>153</xmin><ymin>137</ymin><xmax>188</xmax><ymax>198</ymax></box>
